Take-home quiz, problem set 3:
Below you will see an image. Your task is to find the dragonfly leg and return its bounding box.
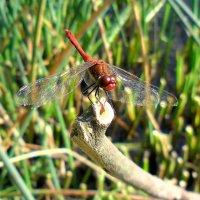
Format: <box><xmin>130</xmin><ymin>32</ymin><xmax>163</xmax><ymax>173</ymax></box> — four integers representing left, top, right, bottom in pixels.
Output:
<box><xmin>86</xmin><ymin>85</ymin><xmax>98</xmax><ymax>104</ymax></box>
<box><xmin>105</xmin><ymin>91</ymin><xmax>115</xmax><ymax>112</ymax></box>
<box><xmin>82</xmin><ymin>82</ymin><xmax>96</xmax><ymax>95</ymax></box>
<box><xmin>95</xmin><ymin>86</ymin><xmax>101</xmax><ymax>104</ymax></box>
<box><xmin>95</xmin><ymin>87</ymin><xmax>99</xmax><ymax>101</ymax></box>
<box><xmin>82</xmin><ymin>82</ymin><xmax>103</xmax><ymax>105</ymax></box>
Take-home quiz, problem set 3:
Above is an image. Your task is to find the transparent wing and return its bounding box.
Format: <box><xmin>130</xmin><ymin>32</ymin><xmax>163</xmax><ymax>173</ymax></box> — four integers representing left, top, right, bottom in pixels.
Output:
<box><xmin>16</xmin><ymin>62</ymin><xmax>95</xmax><ymax>108</ymax></box>
<box><xmin>106</xmin><ymin>64</ymin><xmax>178</xmax><ymax>106</ymax></box>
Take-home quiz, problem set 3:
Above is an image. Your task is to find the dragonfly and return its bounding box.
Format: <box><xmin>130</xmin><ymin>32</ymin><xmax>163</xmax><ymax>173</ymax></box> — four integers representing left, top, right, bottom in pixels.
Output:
<box><xmin>16</xmin><ymin>29</ymin><xmax>178</xmax><ymax>108</ymax></box>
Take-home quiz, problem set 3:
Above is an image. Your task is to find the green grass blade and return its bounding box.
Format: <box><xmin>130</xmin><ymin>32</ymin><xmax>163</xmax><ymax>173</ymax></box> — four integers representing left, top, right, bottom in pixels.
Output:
<box><xmin>167</xmin><ymin>0</ymin><xmax>200</xmax><ymax>46</ymax></box>
<box><xmin>0</xmin><ymin>148</ymin><xmax>35</xmax><ymax>200</ymax></box>
<box><xmin>30</xmin><ymin>0</ymin><xmax>47</xmax><ymax>81</ymax></box>
<box><xmin>174</xmin><ymin>0</ymin><xmax>200</xmax><ymax>29</ymax></box>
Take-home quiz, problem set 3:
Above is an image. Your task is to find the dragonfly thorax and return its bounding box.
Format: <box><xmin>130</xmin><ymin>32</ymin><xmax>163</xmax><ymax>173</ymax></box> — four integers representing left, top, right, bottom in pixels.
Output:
<box><xmin>99</xmin><ymin>75</ymin><xmax>116</xmax><ymax>91</ymax></box>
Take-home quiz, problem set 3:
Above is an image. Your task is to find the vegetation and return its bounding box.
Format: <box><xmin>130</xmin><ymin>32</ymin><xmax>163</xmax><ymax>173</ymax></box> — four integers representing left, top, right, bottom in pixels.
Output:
<box><xmin>0</xmin><ymin>0</ymin><xmax>199</xmax><ymax>199</ymax></box>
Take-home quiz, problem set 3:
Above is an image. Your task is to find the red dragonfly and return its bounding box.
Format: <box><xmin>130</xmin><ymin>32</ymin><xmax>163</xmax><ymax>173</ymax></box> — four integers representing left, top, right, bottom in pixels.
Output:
<box><xmin>16</xmin><ymin>29</ymin><xmax>178</xmax><ymax>108</ymax></box>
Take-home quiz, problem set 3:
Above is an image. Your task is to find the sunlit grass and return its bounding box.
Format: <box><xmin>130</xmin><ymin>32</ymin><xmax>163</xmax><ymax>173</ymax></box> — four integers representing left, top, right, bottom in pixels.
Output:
<box><xmin>0</xmin><ymin>0</ymin><xmax>199</xmax><ymax>199</ymax></box>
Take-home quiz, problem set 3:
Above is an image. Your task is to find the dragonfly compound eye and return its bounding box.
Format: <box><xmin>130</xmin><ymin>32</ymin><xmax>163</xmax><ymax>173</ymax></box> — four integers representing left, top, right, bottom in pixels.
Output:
<box><xmin>100</xmin><ymin>75</ymin><xmax>116</xmax><ymax>91</ymax></box>
<box><xmin>100</xmin><ymin>76</ymin><xmax>111</xmax><ymax>86</ymax></box>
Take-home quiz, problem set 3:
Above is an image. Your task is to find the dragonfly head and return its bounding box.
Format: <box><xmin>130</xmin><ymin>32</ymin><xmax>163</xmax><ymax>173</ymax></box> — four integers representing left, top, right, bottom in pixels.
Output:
<box><xmin>99</xmin><ymin>75</ymin><xmax>116</xmax><ymax>91</ymax></box>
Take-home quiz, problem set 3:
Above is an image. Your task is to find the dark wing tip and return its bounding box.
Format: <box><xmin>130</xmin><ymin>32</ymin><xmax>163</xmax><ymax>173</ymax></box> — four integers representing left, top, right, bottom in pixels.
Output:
<box><xmin>16</xmin><ymin>87</ymin><xmax>26</xmax><ymax>106</ymax></box>
<box><xmin>159</xmin><ymin>93</ymin><xmax>178</xmax><ymax>106</ymax></box>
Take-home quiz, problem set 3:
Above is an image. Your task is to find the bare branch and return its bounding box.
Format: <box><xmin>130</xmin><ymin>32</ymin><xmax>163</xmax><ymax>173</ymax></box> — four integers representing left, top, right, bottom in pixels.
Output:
<box><xmin>71</xmin><ymin>100</ymin><xmax>200</xmax><ymax>200</ymax></box>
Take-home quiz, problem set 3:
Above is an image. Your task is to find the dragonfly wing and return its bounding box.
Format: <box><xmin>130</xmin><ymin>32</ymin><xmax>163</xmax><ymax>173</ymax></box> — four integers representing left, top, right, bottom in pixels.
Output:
<box><xmin>106</xmin><ymin>64</ymin><xmax>178</xmax><ymax>106</ymax></box>
<box><xmin>16</xmin><ymin>62</ymin><xmax>95</xmax><ymax>108</ymax></box>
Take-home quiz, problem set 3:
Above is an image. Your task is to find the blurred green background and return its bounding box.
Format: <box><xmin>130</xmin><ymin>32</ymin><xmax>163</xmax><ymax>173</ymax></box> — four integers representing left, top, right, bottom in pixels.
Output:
<box><xmin>0</xmin><ymin>0</ymin><xmax>199</xmax><ymax>199</ymax></box>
